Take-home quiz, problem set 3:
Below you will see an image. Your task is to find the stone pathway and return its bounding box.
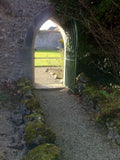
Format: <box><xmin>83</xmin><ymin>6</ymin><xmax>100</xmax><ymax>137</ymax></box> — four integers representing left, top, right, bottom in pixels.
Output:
<box><xmin>36</xmin><ymin>89</ymin><xmax>120</xmax><ymax>160</ymax></box>
<box><xmin>34</xmin><ymin>67</ymin><xmax>64</xmax><ymax>89</ymax></box>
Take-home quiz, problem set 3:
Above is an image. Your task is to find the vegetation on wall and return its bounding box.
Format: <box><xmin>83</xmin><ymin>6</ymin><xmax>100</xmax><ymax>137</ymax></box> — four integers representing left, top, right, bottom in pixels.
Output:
<box><xmin>50</xmin><ymin>0</ymin><xmax>120</xmax><ymax>85</ymax></box>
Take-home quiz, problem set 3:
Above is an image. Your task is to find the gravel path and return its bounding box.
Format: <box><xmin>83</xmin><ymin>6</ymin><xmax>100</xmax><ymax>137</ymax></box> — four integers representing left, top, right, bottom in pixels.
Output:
<box><xmin>36</xmin><ymin>89</ymin><xmax>120</xmax><ymax>160</ymax></box>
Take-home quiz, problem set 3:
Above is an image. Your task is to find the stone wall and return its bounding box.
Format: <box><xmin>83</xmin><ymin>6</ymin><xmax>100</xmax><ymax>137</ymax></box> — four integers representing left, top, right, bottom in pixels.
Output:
<box><xmin>0</xmin><ymin>0</ymin><xmax>54</xmax><ymax>82</ymax></box>
<box><xmin>35</xmin><ymin>31</ymin><xmax>62</xmax><ymax>50</ymax></box>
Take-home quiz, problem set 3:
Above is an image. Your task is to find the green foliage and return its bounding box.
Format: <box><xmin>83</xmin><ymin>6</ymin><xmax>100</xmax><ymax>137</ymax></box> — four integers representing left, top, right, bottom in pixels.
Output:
<box><xmin>17</xmin><ymin>78</ymin><xmax>32</xmax><ymax>87</ymax></box>
<box><xmin>24</xmin><ymin>112</ymin><xmax>44</xmax><ymax>123</ymax></box>
<box><xmin>59</xmin><ymin>39</ymin><xmax>64</xmax><ymax>48</ymax></box>
<box><xmin>22</xmin><ymin>98</ymin><xmax>40</xmax><ymax>112</ymax></box>
<box><xmin>50</xmin><ymin>0</ymin><xmax>120</xmax><ymax>84</ymax></box>
<box><xmin>24</xmin><ymin>119</ymin><xmax>56</xmax><ymax>148</ymax></box>
<box><xmin>21</xmin><ymin>86</ymin><xmax>33</xmax><ymax>93</ymax></box>
<box><xmin>83</xmin><ymin>83</ymin><xmax>120</xmax><ymax>123</ymax></box>
<box><xmin>20</xmin><ymin>144</ymin><xmax>60</xmax><ymax>160</ymax></box>
<box><xmin>16</xmin><ymin>78</ymin><xmax>60</xmax><ymax>159</ymax></box>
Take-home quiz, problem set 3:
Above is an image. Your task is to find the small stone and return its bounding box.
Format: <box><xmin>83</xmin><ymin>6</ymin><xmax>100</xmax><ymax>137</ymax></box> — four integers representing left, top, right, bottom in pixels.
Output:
<box><xmin>60</xmin><ymin>79</ymin><xmax>63</xmax><ymax>83</ymax></box>
<box><xmin>11</xmin><ymin>137</ymin><xmax>15</xmax><ymax>143</ymax></box>
<box><xmin>11</xmin><ymin>114</ymin><xmax>23</xmax><ymax>126</ymax></box>
<box><xmin>107</xmin><ymin>127</ymin><xmax>118</xmax><ymax>141</ymax></box>
<box><xmin>0</xmin><ymin>36</ymin><xmax>4</xmax><ymax>40</ymax></box>
<box><xmin>45</xmin><ymin>68</ymin><xmax>48</xmax><ymax>72</ymax></box>
<box><xmin>2</xmin><ymin>29</ymin><xmax>5</xmax><ymax>32</ymax></box>
<box><xmin>50</xmin><ymin>72</ymin><xmax>53</xmax><ymax>75</ymax></box>
<box><xmin>116</xmin><ymin>135</ymin><xmax>120</xmax><ymax>145</ymax></box>
<box><xmin>54</xmin><ymin>75</ymin><xmax>58</xmax><ymax>79</ymax></box>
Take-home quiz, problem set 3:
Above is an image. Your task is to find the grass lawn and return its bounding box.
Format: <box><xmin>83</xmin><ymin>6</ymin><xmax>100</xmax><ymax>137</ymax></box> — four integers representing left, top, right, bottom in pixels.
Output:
<box><xmin>35</xmin><ymin>59</ymin><xmax>62</xmax><ymax>67</ymax></box>
<box><xmin>34</xmin><ymin>50</ymin><xmax>63</xmax><ymax>67</ymax></box>
<box><xmin>35</xmin><ymin>50</ymin><xmax>61</xmax><ymax>58</ymax></box>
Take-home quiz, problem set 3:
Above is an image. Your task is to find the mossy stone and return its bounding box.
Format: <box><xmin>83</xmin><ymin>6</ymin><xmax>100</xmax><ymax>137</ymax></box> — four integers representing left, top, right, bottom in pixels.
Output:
<box><xmin>21</xmin><ymin>86</ymin><xmax>33</xmax><ymax>93</ymax></box>
<box><xmin>18</xmin><ymin>78</ymin><xmax>32</xmax><ymax>85</ymax></box>
<box><xmin>24</xmin><ymin>113</ymin><xmax>44</xmax><ymax>123</ymax></box>
<box><xmin>24</xmin><ymin>119</ymin><xmax>56</xmax><ymax>148</ymax></box>
<box><xmin>17</xmin><ymin>79</ymin><xmax>33</xmax><ymax>91</ymax></box>
<box><xmin>17</xmin><ymin>82</ymin><xmax>26</xmax><ymax>88</ymax></box>
<box><xmin>21</xmin><ymin>144</ymin><xmax>60</xmax><ymax>160</ymax></box>
<box><xmin>23</xmin><ymin>91</ymin><xmax>35</xmax><ymax>99</ymax></box>
<box><xmin>34</xmin><ymin>108</ymin><xmax>43</xmax><ymax>115</ymax></box>
<box><xmin>23</xmin><ymin>98</ymin><xmax>40</xmax><ymax>111</ymax></box>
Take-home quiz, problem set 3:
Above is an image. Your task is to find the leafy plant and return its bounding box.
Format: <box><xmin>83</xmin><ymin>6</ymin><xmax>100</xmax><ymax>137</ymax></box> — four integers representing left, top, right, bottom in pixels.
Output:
<box><xmin>83</xmin><ymin>83</ymin><xmax>120</xmax><ymax>123</ymax></box>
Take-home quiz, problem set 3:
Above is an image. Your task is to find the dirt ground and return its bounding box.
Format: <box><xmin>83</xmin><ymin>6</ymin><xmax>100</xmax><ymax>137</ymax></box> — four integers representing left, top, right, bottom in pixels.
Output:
<box><xmin>0</xmin><ymin>89</ymin><xmax>26</xmax><ymax>160</ymax></box>
<box><xmin>34</xmin><ymin>67</ymin><xmax>64</xmax><ymax>89</ymax></box>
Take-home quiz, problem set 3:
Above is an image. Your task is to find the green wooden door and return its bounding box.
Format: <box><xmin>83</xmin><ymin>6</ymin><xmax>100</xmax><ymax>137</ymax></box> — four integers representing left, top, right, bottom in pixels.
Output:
<box><xmin>65</xmin><ymin>19</ymin><xmax>78</xmax><ymax>93</ymax></box>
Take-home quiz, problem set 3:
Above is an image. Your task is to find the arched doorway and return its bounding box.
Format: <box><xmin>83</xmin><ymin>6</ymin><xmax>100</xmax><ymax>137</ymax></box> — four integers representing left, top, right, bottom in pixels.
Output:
<box><xmin>24</xmin><ymin>8</ymin><xmax>78</xmax><ymax>93</ymax></box>
<box><xmin>34</xmin><ymin>19</ymin><xmax>65</xmax><ymax>89</ymax></box>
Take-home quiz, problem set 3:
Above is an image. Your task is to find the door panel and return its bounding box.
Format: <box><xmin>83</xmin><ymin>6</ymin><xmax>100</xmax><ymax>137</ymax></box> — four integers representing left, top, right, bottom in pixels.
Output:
<box><xmin>65</xmin><ymin>19</ymin><xmax>78</xmax><ymax>93</ymax></box>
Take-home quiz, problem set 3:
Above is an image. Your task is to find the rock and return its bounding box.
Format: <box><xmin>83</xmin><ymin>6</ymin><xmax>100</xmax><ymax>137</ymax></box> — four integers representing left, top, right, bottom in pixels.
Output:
<box><xmin>11</xmin><ymin>113</ymin><xmax>23</xmax><ymax>126</ymax></box>
<box><xmin>23</xmin><ymin>91</ymin><xmax>34</xmax><ymax>99</ymax></box>
<box><xmin>45</xmin><ymin>68</ymin><xmax>48</xmax><ymax>72</ymax></box>
<box><xmin>0</xmin><ymin>36</ymin><xmax>4</xmax><ymax>40</ymax></box>
<box><xmin>54</xmin><ymin>75</ymin><xmax>58</xmax><ymax>79</ymax></box>
<box><xmin>107</xmin><ymin>127</ymin><xmax>118</xmax><ymax>141</ymax></box>
<box><xmin>106</xmin><ymin>122</ymin><xmax>114</xmax><ymax>128</ymax></box>
<box><xmin>22</xmin><ymin>98</ymin><xmax>40</xmax><ymax>111</ymax></box>
<box><xmin>60</xmin><ymin>79</ymin><xmax>63</xmax><ymax>83</ymax></box>
<box><xmin>24</xmin><ymin>113</ymin><xmax>44</xmax><ymax>123</ymax></box>
<box><xmin>20</xmin><ymin>144</ymin><xmax>60</xmax><ymax>160</ymax></box>
<box><xmin>8</xmin><ymin>144</ymin><xmax>24</xmax><ymax>150</ymax></box>
<box><xmin>77</xmin><ymin>82</ymin><xmax>86</xmax><ymax>95</ymax></box>
<box><xmin>18</xmin><ymin>125</ymin><xmax>24</xmax><ymax>143</ymax></box>
<box><xmin>23</xmin><ymin>119</ymin><xmax>56</xmax><ymax>148</ymax></box>
<box><xmin>11</xmin><ymin>137</ymin><xmax>16</xmax><ymax>143</ymax></box>
<box><xmin>116</xmin><ymin>135</ymin><xmax>120</xmax><ymax>145</ymax></box>
<box><xmin>50</xmin><ymin>72</ymin><xmax>53</xmax><ymax>75</ymax></box>
<box><xmin>2</xmin><ymin>29</ymin><xmax>5</xmax><ymax>32</ymax></box>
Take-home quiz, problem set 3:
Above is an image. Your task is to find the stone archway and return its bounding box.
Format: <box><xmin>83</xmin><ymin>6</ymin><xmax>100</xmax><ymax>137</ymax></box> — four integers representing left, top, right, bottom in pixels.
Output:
<box><xmin>24</xmin><ymin>8</ymin><xmax>66</xmax><ymax>86</ymax></box>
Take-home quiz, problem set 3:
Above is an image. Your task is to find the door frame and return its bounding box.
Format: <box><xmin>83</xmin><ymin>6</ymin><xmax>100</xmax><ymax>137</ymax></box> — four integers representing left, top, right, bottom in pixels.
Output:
<box><xmin>24</xmin><ymin>8</ymin><xmax>66</xmax><ymax>85</ymax></box>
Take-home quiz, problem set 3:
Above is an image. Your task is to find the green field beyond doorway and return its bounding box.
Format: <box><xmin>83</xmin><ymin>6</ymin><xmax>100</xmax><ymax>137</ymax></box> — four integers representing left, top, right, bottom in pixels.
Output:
<box><xmin>34</xmin><ymin>50</ymin><xmax>63</xmax><ymax>67</ymax></box>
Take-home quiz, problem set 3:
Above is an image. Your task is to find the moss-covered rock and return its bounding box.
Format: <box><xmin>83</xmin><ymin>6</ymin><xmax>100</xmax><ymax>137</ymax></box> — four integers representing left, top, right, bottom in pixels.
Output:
<box><xmin>24</xmin><ymin>119</ymin><xmax>56</xmax><ymax>148</ymax></box>
<box><xmin>17</xmin><ymin>82</ymin><xmax>26</xmax><ymax>88</ymax></box>
<box><xmin>23</xmin><ymin>91</ymin><xmax>35</xmax><ymax>99</ymax></box>
<box><xmin>21</xmin><ymin>144</ymin><xmax>60</xmax><ymax>160</ymax></box>
<box><xmin>22</xmin><ymin>98</ymin><xmax>40</xmax><ymax>112</ymax></box>
<box><xmin>21</xmin><ymin>86</ymin><xmax>33</xmax><ymax>93</ymax></box>
<box><xmin>34</xmin><ymin>108</ymin><xmax>43</xmax><ymax>115</ymax></box>
<box><xmin>17</xmin><ymin>79</ymin><xmax>32</xmax><ymax>88</ymax></box>
<box><xmin>24</xmin><ymin>112</ymin><xmax>44</xmax><ymax>123</ymax></box>
<box><xmin>18</xmin><ymin>78</ymin><xmax>32</xmax><ymax>85</ymax></box>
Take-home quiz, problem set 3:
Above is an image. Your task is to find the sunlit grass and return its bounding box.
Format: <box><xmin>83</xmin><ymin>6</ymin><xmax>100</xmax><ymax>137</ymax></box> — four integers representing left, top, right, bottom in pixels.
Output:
<box><xmin>34</xmin><ymin>50</ymin><xmax>63</xmax><ymax>67</ymax></box>
<box><xmin>34</xmin><ymin>50</ymin><xmax>61</xmax><ymax>58</ymax></box>
<box><xmin>35</xmin><ymin>59</ymin><xmax>61</xmax><ymax>67</ymax></box>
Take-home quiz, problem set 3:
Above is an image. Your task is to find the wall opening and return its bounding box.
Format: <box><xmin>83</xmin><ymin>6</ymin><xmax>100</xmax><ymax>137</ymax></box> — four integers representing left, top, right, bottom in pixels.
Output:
<box><xmin>33</xmin><ymin>19</ymin><xmax>66</xmax><ymax>89</ymax></box>
<box><xmin>24</xmin><ymin>8</ymin><xmax>78</xmax><ymax>90</ymax></box>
